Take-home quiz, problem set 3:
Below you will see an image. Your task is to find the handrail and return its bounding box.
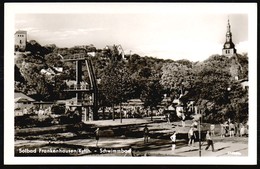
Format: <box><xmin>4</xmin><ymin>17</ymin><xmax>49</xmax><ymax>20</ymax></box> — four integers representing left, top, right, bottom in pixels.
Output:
<box><xmin>67</xmin><ymin>99</ymin><xmax>93</xmax><ymax>106</ymax></box>
<box><xmin>66</xmin><ymin>84</ymin><xmax>92</xmax><ymax>90</ymax></box>
<box><xmin>63</xmin><ymin>53</ymin><xmax>89</xmax><ymax>60</ymax></box>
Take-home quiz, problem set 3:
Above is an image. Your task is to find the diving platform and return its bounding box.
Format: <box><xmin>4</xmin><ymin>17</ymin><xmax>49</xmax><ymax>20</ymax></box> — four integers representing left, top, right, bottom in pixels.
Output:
<box><xmin>61</xmin><ymin>53</ymin><xmax>89</xmax><ymax>62</ymax></box>
<box><xmin>62</xmin><ymin>52</ymin><xmax>99</xmax><ymax>121</ymax></box>
<box><xmin>64</xmin><ymin>84</ymin><xmax>94</xmax><ymax>92</ymax></box>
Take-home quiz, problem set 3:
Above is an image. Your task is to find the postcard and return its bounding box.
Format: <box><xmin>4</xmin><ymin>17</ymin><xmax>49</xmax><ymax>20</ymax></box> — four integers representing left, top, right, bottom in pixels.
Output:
<box><xmin>4</xmin><ymin>2</ymin><xmax>257</xmax><ymax>165</ymax></box>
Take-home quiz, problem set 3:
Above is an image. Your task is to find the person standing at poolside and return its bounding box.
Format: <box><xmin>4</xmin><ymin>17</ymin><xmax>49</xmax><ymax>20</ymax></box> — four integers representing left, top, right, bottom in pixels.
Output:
<box><xmin>210</xmin><ymin>124</ymin><xmax>215</xmax><ymax>136</ymax></box>
<box><xmin>143</xmin><ymin>125</ymin><xmax>149</xmax><ymax>144</ymax></box>
<box><xmin>205</xmin><ymin>130</ymin><xmax>215</xmax><ymax>152</ymax></box>
<box><xmin>220</xmin><ymin>123</ymin><xmax>226</xmax><ymax>138</ymax></box>
<box><xmin>229</xmin><ymin>121</ymin><xmax>235</xmax><ymax>137</ymax></box>
<box><xmin>170</xmin><ymin>131</ymin><xmax>177</xmax><ymax>152</ymax></box>
<box><xmin>188</xmin><ymin>127</ymin><xmax>196</xmax><ymax>147</ymax></box>
<box><xmin>94</xmin><ymin>127</ymin><xmax>100</xmax><ymax>147</ymax></box>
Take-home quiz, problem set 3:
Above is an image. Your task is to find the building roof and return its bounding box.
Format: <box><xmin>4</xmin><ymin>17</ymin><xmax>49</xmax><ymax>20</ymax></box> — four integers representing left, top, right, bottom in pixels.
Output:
<box><xmin>15</xmin><ymin>30</ymin><xmax>27</xmax><ymax>34</ymax></box>
<box><xmin>56</xmin><ymin>97</ymin><xmax>77</xmax><ymax>104</ymax></box>
<box><xmin>14</xmin><ymin>92</ymin><xmax>35</xmax><ymax>103</ymax></box>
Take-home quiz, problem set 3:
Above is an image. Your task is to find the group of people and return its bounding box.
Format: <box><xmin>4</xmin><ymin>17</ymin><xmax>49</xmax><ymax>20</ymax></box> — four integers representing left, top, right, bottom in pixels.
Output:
<box><xmin>93</xmin><ymin>125</ymin><xmax>214</xmax><ymax>154</ymax></box>
<box><xmin>187</xmin><ymin>126</ymin><xmax>214</xmax><ymax>152</ymax></box>
<box><xmin>220</xmin><ymin>119</ymin><xmax>248</xmax><ymax>137</ymax></box>
<box><xmin>134</xmin><ymin>123</ymin><xmax>214</xmax><ymax>152</ymax></box>
<box><xmin>93</xmin><ymin>118</ymin><xmax>246</xmax><ymax>153</ymax></box>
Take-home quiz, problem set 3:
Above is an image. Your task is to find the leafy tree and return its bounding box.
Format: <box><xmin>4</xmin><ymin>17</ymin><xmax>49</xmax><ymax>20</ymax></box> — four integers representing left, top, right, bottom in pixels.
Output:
<box><xmin>26</xmin><ymin>40</ymin><xmax>52</xmax><ymax>58</ymax></box>
<box><xmin>140</xmin><ymin>79</ymin><xmax>164</xmax><ymax>110</ymax></box>
<box><xmin>193</xmin><ymin>55</ymin><xmax>231</xmax><ymax>103</ymax></box>
<box><xmin>14</xmin><ymin>39</ymin><xmax>248</xmax><ymax>124</ymax></box>
<box><xmin>160</xmin><ymin>61</ymin><xmax>193</xmax><ymax>100</ymax></box>
<box><xmin>15</xmin><ymin>64</ymin><xmax>25</xmax><ymax>82</ymax></box>
<box><xmin>191</xmin><ymin>54</ymin><xmax>248</xmax><ymax>123</ymax></box>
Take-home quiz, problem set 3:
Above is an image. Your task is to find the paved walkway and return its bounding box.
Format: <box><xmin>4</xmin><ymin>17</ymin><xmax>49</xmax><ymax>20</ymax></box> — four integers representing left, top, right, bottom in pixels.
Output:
<box><xmin>16</xmin><ymin>136</ymin><xmax>248</xmax><ymax>157</ymax></box>
<box><xmin>146</xmin><ymin>141</ymin><xmax>248</xmax><ymax>157</ymax></box>
<box><xmin>15</xmin><ymin>118</ymin><xmax>248</xmax><ymax>157</ymax></box>
<box><xmin>84</xmin><ymin>118</ymin><xmax>149</xmax><ymax>127</ymax></box>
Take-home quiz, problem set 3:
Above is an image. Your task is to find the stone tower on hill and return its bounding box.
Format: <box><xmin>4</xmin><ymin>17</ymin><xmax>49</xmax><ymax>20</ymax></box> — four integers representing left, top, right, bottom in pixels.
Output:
<box><xmin>15</xmin><ymin>30</ymin><xmax>27</xmax><ymax>52</ymax></box>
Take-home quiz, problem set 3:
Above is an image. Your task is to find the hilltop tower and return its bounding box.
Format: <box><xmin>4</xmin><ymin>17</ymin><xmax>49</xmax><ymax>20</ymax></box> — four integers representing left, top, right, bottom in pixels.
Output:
<box><xmin>222</xmin><ymin>19</ymin><xmax>237</xmax><ymax>57</ymax></box>
<box><xmin>15</xmin><ymin>30</ymin><xmax>27</xmax><ymax>51</ymax></box>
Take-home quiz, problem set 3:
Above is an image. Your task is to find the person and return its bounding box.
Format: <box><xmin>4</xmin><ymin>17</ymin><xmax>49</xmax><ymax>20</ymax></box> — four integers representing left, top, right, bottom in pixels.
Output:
<box><xmin>94</xmin><ymin>128</ymin><xmax>100</xmax><ymax>147</ymax></box>
<box><xmin>210</xmin><ymin>124</ymin><xmax>215</xmax><ymax>136</ymax></box>
<box><xmin>167</xmin><ymin>113</ymin><xmax>171</xmax><ymax>123</ymax></box>
<box><xmin>188</xmin><ymin>127</ymin><xmax>196</xmax><ymax>147</ymax></box>
<box><xmin>246</xmin><ymin>121</ymin><xmax>249</xmax><ymax>137</ymax></box>
<box><xmin>143</xmin><ymin>125</ymin><xmax>149</xmax><ymax>144</ymax></box>
<box><xmin>205</xmin><ymin>130</ymin><xmax>214</xmax><ymax>152</ymax></box>
<box><xmin>223</xmin><ymin>121</ymin><xmax>229</xmax><ymax>136</ymax></box>
<box><xmin>234</xmin><ymin>122</ymin><xmax>239</xmax><ymax>136</ymax></box>
<box><xmin>191</xmin><ymin>119</ymin><xmax>198</xmax><ymax>129</ymax></box>
<box><xmin>229</xmin><ymin>121</ymin><xmax>235</xmax><ymax>137</ymax></box>
<box><xmin>220</xmin><ymin>123</ymin><xmax>226</xmax><ymax>138</ymax></box>
<box><xmin>240</xmin><ymin>123</ymin><xmax>245</xmax><ymax>137</ymax></box>
<box><xmin>181</xmin><ymin>113</ymin><xmax>186</xmax><ymax>127</ymax></box>
<box><xmin>123</xmin><ymin>109</ymin><xmax>127</xmax><ymax>118</ymax></box>
<box><xmin>170</xmin><ymin>131</ymin><xmax>177</xmax><ymax>152</ymax></box>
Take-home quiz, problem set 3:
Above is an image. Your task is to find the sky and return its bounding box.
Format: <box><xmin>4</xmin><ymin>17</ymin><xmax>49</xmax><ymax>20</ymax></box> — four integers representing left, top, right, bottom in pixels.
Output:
<box><xmin>14</xmin><ymin>3</ymin><xmax>249</xmax><ymax>62</ymax></box>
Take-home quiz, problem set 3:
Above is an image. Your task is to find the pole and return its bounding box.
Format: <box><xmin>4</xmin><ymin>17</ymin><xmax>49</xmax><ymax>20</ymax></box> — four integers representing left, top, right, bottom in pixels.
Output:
<box><xmin>120</xmin><ymin>102</ymin><xmax>122</xmax><ymax>123</ymax></box>
<box><xmin>112</xmin><ymin>105</ymin><xmax>115</xmax><ymax>121</ymax></box>
<box><xmin>120</xmin><ymin>69</ymin><xmax>122</xmax><ymax>123</ymax></box>
<box><xmin>199</xmin><ymin>109</ymin><xmax>201</xmax><ymax>157</ymax></box>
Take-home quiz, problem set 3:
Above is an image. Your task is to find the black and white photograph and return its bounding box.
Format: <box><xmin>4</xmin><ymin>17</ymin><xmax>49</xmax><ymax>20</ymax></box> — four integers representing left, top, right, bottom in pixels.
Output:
<box><xmin>4</xmin><ymin>3</ymin><xmax>257</xmax><ymax>165</ymax></box>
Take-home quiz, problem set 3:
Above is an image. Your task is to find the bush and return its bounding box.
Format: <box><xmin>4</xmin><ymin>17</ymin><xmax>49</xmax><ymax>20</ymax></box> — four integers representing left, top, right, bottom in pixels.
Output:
<box><xmin>15</xmin><ymin>114</ymin><xmax>38</xmax><ymax>128</ymax></box>
<box><xmin>51</xmin><ymin>104</ymin><xmax>65</xmax><ymax>115</ymax></box>
<box><xmin>15</xmin><ymin>114</ymin><xmax>55</xmax><ymax>128</ymax></box>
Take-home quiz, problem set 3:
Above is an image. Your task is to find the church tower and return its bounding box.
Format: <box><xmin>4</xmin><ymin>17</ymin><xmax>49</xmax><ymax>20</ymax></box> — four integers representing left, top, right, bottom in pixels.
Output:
<box><xmin>222</xmin><ymin>19</ymin><xmax>237</xmax><ymax>57</ymax></box>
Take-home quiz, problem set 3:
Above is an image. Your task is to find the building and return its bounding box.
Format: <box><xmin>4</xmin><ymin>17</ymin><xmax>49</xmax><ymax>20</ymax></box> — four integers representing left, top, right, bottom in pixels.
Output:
<box><xmin>40</xmin><ymin>67</ymin><xmax>63</xmax><ymax>76</ymax></box>
<box><xmin>222</xmin><ymin>19</ymin><xmax>237</xmax><ymax>57</ymax></box>
<box><xmin>14</xmin><ymin>92</ymin><xmax>35</xmax><ymax>116</ymax></box>
<box><xmin>105</xmin><ymin>45</ymin><xmax>125</xmax><ymax>59</ymax></box>
<box><xmin>15</xmin><ymin>30</ymin><xmax>27</xmax><ymax>51</ymax></box>
<box><xmin>15</xmin><ymin>92</ymin><xmax>35</xmax><ymax>109</ymax></box>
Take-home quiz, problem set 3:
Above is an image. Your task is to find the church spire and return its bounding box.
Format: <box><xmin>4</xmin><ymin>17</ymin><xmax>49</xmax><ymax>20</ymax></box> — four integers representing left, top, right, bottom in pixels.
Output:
<box><xmin>227</xmin><ymin>19</ymin><xmax>230</xmax><ymax>32</ymax></box>
<box><xmin>226</xmin><ymin>18</ymin><xmax>232</xmax><ymax>38</ymax></box>
<box><xmin>222</xmin><ymin>18</ymin><xmax>236</xmax><ymax>57</ymax></box>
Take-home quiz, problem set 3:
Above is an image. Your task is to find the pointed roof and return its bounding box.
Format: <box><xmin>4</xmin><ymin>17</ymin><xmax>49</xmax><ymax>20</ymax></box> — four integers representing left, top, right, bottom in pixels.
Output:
<box><xmin>14</xmin><ymin>92</ymin><xmax>35</xmax><ymax>103</ymax></box>
<box><xmin>226</xmin><ymin>19</ymin><xmax>232</xmax><ymax>36</ymax></box>
<box><xmin>223</xmin><ymin>18</ymin><xmax>236</xmax><ymax>50</ymax></box>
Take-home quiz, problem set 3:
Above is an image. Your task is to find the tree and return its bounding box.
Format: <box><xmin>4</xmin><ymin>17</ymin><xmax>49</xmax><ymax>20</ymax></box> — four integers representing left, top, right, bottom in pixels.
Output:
<box><xmin>26</xmin><ymin>40</ymin><xmax>52</xmax><ymax>58</ymax></box>
<box><xmin>191</xmin><ymin>54</ymin><xmax>248</xmax><ymax>123</ymax></box>
<box><xmin>141</xmin><ymin>79</ymin><xmax>164</xmax><ymax>110</ymax></box>
<box><xmin>193</xmin><ymin>55</ymin><xmax>231</xmax><ymax>104</ymax></box>
<box><xmin>15</xmin><ymin>64</ymin><xmax>25</xmax><ymax>83</ymax></box>
<box><xmin>160</xmin><ymin>61</ymin><xmax>194</xmax><ymax>100</ymax></box>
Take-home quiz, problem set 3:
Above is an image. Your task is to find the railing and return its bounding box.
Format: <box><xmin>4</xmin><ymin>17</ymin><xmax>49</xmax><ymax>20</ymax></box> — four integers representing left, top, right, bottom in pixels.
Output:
<box><xmin>66</xmin><ymin>84</ymin><xmax>92</xmax><ymax>90</ymax></box>
<box><xmin>67</xmin><ymin>100</ymin><xmax>94</xmax><ymax>106</ymax></box>
<box><xmin>63</xmin><ymin>53</ymin><xmax>88</xmax><ymax>60</ymax></box>
<box><xmin>73</xmin><ymin>53</ymin><xmax>86</xmax><ymax>59</ymax></box>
